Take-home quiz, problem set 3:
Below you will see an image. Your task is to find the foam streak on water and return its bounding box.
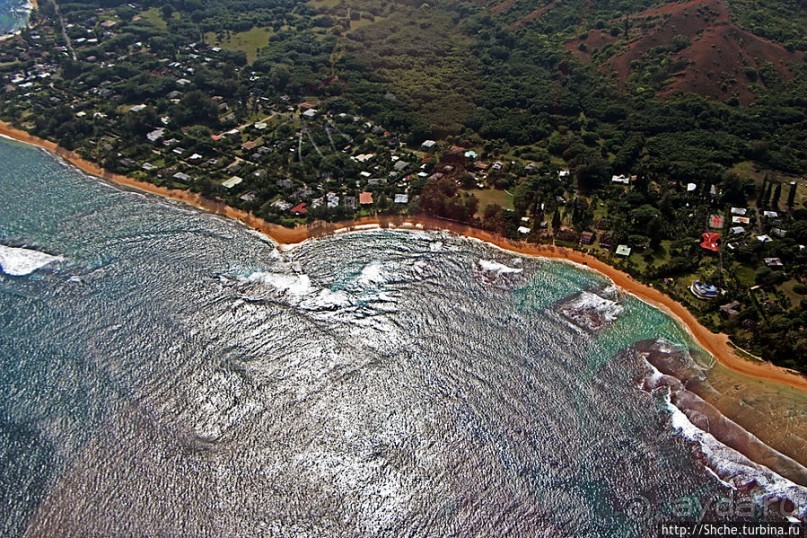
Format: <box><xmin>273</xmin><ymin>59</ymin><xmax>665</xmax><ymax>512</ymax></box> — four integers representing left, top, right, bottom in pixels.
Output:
<box><xmin>0</xmin><ymin>138</ymin><xmax>801</xmax><ymax>537</ymax></box>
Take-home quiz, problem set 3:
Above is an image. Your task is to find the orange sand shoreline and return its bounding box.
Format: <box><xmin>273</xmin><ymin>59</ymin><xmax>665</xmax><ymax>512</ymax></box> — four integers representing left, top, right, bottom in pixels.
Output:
<box><xmin>1</xmin><ymin>119</ymin><xmax>805</xmax><ymax>392</ymax></box>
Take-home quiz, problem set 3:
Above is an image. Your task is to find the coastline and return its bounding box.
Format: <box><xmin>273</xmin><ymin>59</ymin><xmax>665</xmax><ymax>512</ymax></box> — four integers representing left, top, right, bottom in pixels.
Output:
<box><xmin>1</xmin><ymin>119</ymin><xmax>805</xmax><ymax>392</ymax></box>
<box><xmin>0</xmin><ymin>0</ymin><xmax>37</xmax><ymax>41</ymax></box>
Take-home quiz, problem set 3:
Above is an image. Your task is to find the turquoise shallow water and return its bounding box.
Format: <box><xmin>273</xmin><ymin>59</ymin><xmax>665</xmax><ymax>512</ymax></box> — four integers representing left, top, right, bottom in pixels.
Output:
<box><xmin>0</xmin><ymin>137</ymin><xmax>799</xmax><ymax>536</ymax></box>
<box><xmin>0</xmin><ymin>0</ymin><xmax>30</xmax><ymax>36</ymax></box>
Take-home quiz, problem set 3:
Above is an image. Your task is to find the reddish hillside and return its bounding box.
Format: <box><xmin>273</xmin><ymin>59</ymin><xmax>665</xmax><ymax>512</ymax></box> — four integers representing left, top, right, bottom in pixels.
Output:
<box><xmin>510</xmin><ymin>0</ymin><xmax>562</xmax><ymax>28</ymax></box>
<box><xmin>568</xmin><ymin>0</ymin><xmax>803</xmax><ymax>103</ymax></box>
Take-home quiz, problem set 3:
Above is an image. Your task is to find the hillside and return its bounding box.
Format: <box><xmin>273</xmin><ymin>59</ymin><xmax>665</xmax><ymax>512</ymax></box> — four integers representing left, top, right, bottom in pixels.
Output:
<box><xmin>567</xmin><ymin>0</ymin><xmax>803</xmax><ymax>104</ymax></box>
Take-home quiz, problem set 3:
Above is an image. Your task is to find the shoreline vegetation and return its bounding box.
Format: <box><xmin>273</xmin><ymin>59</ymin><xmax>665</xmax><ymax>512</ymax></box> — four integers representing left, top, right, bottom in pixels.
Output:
<box><xmin>2</xmin><ymin>119</ymin><xmax>805</xmax><ymax>393</ymax></box>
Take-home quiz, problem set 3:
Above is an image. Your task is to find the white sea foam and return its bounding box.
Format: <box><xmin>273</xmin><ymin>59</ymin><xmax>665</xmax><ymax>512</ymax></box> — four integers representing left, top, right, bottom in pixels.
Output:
<box><xmin>299</xmin><ymin>288</ymin><xmax>355</xmax><ymax>311</ymax></box>
<box><xmin>478</xmin><ymin>259</ymin><xmax>523</xmax><ymax>274</ymax></box>
<box><xmin>566</xmin><ymin>291</ymin><xmax>623</xmax><ymax>322</ymax></box>
<box><xmin>557</xmin><ymin>290</ymin><xmax>623</xmax><ymax>332</ymax></box>
<box><xmin>643</xmin><ymin>361</ymin><xmax>807</xmax><ymax>521</ymax></box>
<box><xmin>244</xmin><ymin>271</ymin><xmax>313</xmax><ymax>297</ymax></box>
<box><xmin>0</xmin><ymin>244</ymin><xmax>64</xmax><ymax>276</ymax></box>
<box><xmin>359</xmin><ymin>261</ymin><xmax>386</xmax><ymax>286</ymax></box>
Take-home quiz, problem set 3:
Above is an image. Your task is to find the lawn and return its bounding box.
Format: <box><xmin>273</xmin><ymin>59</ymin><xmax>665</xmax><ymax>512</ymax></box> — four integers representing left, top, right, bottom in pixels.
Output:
<box><xmin>466</xmin><ymin>188</ymin><xmax>514</xmax><ymax>214</ymax></box>
<box><xmin>139</xmin><ymin>7</ymin><xmax>167</xmax><ymax>30</ymax></box>
<box><xmin>204</xmin><ymin>27</ymin><xmax>275</xmax><ymax>64</ymax></box>
<box><xmin>778</xmin><ymin>279</ymin><xmax>806</xmax><ymax>308</ymax></box>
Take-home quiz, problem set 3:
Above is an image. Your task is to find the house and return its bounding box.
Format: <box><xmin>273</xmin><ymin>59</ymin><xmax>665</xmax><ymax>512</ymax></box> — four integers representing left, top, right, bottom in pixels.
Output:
<box><xmin>222</xmin><ymin>176</ymin><xmax>243</xmax><ymax>189</ymax></box>
<box><xmin>172</xmin><ymin>147</ymin><xmax>186</xmax><ymax>156</ymax></box>
<box><xmin>368</xmin><ymin>178</ymin><xmax>387</xmax><ymax>186</ymax></box>
<box><xmin>732</xmin><ymin>216</ymin><xmax>750</xmax><ymax>225</ymax></box>
<box><xmin>129</xmin><ymin>104</ymin><xmax>147</xmax><ymax>112</ymax></box>
<box><xmin>359</xmin><ymin>192</ymin><xmax>373</xmax><ymax>205</ymax></box>
<box><xmin>491</xmin><ymin>161</ymin><xmax>504</xmax><ymax>172</ymax></box>
<box><xmin>241</xmin><ymin>140</ymin><xmax>258</xmax><ymax>151</ymax></box>
<box><xmin>343</xmin><ymin>196</ymin><xmax>357</xmax><ymax>210</ymax></box>
<box><xmin>700</xmin><ymin>232</ymin><xmax>721</xmax><ymax>252</ymax></box>
<box><xmin>579</xmin><ymin>231</ymin><xmax>595</xmax><ymax>245</ymax></box>
<box><xmin>393</xmin><ymin>160</ymin><xmax>410</xmax><ymax>172</ymax></box>
<box><xmin>554</xmin><ymin>227</ymin><xmax>577</xmax><ymax>243</ymax></box>
<box><xmin>290</xmin><ymin>202</ymin><xmax>307</xmax><ymax>215</ymax></box>
<box><xmin>353</xmin><ymin>153</ymin><xmax>375</xmax><ymax>163</ymax></box>
<box><xmin>146</xmin><ymin>128</ymin><xmax>165</xmax><ymax>143</ymax></box>
<box><xmin>730</xmin><ymin>207</ymin><xmax>747</xmax><ymax>216</ymax></box>
<box><xmin>394</xmin><ymin>194</ymin><xmax>409</xmax><ymax>204</ymax></box>
<box><xmin>326</xmin><ymin>192</ymin><xmax>340</xmax><ymax>208</ymax></box>
<box><xmin>611</xmin><ymin>174</ymin><xmax>630</xmax><ymax>185</ymax></box>
<box><xmin>302</xmin><ymin>108</ymin><xmax>318</xmax><ymax>119</ymax></box>
<box><xmin>719</xmin><ymin>301</ymin><xmax>741</xmax><ymax>317</ymax></box>
<box><xmin>615</xmin><ymin>244</ymin><xmax>631</xmax><ymax>257</ymax></box>
<box><xmin>141</xmin><ymin>163</ymin><xmax>157</xmax><ymax>172</ymax></box>
<box><xmin>771</xmin><ymin>228</ymin><xmax>787</xmax><ymax>238</ymax></box>
<box><xmin>686</xmin><ymin>183</ymin><xmax>697</xmax><ymax>192</ymax></box>
<box><xmin>709</xmin><ymin>215</ymin><xmax>724</xmax><ymax>229</ymax></box>
<box><xmin>173</xmin><ymin>172</ymin><xmax>192</xmax><ymax>183</ymax></box>
<box><xmin>763</xmin><ymin>211</ymin><xmax>779</xmax><ymax>219</ymax></box>
<box><xmin>599</xmin><ymin>234</ymin><xmax>614</xmax><ymax>250</ymax></box>
<box><xmin>764</xmin><ymin>257</ymin><xmax>784</xmax><ymax>268</ymax></box>
<box><xmin>272</xmin><ymin>199</ymin><xmax>292</xmax><ymax>211</ymax></box>
<box><xmin>691</xmin><ymin>281</ymin><xmax>719</xmax><ymax>300</ymax></box>
<box><xmin>729</xmin><ymin>226</ymin><xmax>745</xmax><ymax>236</ymax></box>
<box><xmin>517</xmin><ymin>226</ymin><xmax>531</xmax><ymax>234</ymax></box>
<box><xmin>559</xmin><ymin>169</ymin><xmax>570</xmax><ymax>180</ymax></box>
<box><xmin>421</xmin><ymin>140</ymin><xmax>437</xmax><ymax>152</ymax></box>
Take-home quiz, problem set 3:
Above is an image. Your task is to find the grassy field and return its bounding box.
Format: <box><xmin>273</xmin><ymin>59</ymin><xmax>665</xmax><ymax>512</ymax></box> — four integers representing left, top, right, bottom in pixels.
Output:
<box><xmin>139</xmin><ymin>7</ymin><xmax>168</xmax><ymax>30</ymax></box>
<box><xmin>466</xmin><ymin>188</ymin><xmax>515</xmax><ymax>214</ymax></box>
<box><xmin>778</xmin><ymin>279</ymin><xmax>806</xmax><ymax>307</ymax></box>
<box><xmin>204</xmin><ymin>27</ymin><xmax>275</xmax><ymax>64</ymax></box>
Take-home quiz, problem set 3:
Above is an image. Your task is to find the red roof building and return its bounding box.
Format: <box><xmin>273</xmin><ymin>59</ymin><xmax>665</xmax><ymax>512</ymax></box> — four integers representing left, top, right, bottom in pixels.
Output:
<box><xmin>359</xmin><ymin>192</ymin><xmax>373</xmax><ymax>205</ymax></box>
<box><xmin>700</xmin><ymin>232</ymin><xmax>721</xmax><ymax>252</ymax></box>
<box><xmin>709</xmin><ymin>214</ymin><xmax>724</xmax><ymax>229</ymax></box>
<box><xmin>290</xmin><ymin>202</ymin><xmax>307</xmax><ymax>215</ymax></box>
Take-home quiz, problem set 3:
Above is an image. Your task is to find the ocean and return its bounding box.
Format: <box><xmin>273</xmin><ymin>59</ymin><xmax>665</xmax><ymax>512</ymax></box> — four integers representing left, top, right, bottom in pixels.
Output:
<box><xmin>0</xmin><ymin>137</ymin><xmax>804</xmax><ymax>536</ymax></box>
<box><xmin>0</xmin><ymin>0</ymin><xmax>30</xmax><ymax>36</ymax></box>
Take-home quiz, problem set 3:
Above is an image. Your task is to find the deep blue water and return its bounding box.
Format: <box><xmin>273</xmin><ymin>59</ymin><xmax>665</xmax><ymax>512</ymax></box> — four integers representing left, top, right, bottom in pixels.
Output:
<box><xmin>0</xmin><ymin>137</ymin><xmax>801</xmax><ymax>536</ymax></box>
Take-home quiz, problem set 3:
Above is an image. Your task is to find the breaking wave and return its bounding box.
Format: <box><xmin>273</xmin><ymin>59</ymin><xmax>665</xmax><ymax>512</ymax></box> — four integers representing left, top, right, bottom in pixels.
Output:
<box><xmin>638</xmin><ymin>341</ymin><xmax>807</xmax><ymax>521</ymax></box>
<box><xmin>0</xmin><ymin>243</ymin><xmax>63</xmax><ymax>276</ymax></box>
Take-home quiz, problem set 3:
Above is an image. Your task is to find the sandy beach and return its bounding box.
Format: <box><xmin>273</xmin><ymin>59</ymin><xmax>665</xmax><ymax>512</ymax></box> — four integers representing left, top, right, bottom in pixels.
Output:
<box><xmin>1</xmin><ymin>119</ymin><xmax>805</xmax><ymax>393</ymax></box>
